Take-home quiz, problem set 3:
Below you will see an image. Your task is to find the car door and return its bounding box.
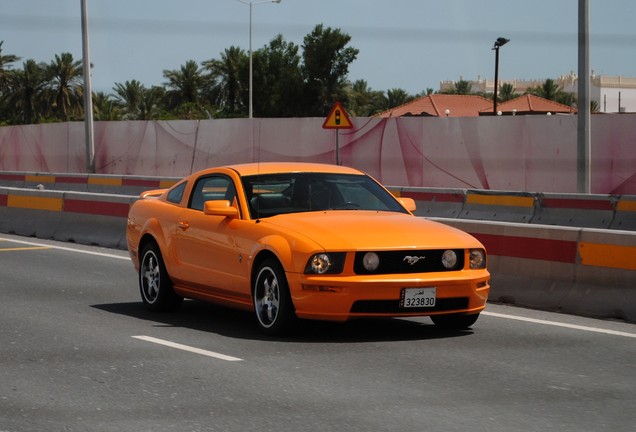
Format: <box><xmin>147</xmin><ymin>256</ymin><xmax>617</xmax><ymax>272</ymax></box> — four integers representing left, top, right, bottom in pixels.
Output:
<box><xmin>171</xmin><ymin>174</ymin><xmax>248</xmax><ymax>300</ymax></box>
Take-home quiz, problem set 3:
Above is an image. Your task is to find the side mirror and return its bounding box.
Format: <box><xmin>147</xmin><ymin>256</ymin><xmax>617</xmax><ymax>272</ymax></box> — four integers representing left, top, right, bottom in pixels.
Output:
<box><xmin>398</xmin><ymin>197</ymin><xmax>416</xmax><ymax>212</ymax></box>
<box><xmin>204</xmin><ymin>200</ymin><xmax>239</xmax><ymax>219</ymax></box>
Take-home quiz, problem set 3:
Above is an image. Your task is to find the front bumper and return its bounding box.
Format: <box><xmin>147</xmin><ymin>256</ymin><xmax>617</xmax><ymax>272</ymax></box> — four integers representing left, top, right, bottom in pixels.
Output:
<box><xmin>287</xmin><ymin>270</ymin><xmax>490</xmax><ymax>322</ymax></box>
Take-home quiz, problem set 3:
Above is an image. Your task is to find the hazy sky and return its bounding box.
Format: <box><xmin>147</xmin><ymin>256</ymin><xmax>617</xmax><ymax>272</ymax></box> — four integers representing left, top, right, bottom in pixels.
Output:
<box><xmin>1</xmin><ymin>0</ymin><xmax>635</xmax><ymax>94</ymax></box>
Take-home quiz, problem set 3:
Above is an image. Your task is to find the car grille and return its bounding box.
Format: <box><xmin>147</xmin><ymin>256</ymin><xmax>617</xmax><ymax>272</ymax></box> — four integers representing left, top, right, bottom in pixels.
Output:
<box><xmin>353</xmin><ymin>249</ymin><xmax>464</xmax><ymax>275</ymax></box>
<box><xmin>350</xmin><ymin>297</ymin><xmax>469</xmax><ymax>314</ymax></box>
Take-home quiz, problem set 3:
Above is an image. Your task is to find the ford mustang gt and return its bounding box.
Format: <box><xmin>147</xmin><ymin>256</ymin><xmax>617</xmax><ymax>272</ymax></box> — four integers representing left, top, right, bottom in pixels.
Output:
<box><xmin>126</xmin><ymin>162</ymin><xmax>490</xmax><ymax>335</ymax></box>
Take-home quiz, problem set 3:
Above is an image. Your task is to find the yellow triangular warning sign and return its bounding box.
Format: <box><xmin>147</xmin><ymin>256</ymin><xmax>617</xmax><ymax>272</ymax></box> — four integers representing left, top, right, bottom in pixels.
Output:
<box><xmin>322</xmin><ymin>101</ymin><xmax>353</xmax><ymax>129</ymax></box>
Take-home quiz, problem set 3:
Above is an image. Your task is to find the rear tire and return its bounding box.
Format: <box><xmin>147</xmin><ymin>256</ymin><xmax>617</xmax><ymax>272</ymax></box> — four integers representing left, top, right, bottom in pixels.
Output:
<box><xmin>252</xmin><ymin>258</ymin><xmax>296</xmax><ymax>335</ymax></box>
<box><xmin>139</xmin><ymin>243</ymin><xmax>183</xmax><ymax>312</ymax></box>
<box><xmin>431</xmin><ymin>313</ymin><xmax>479</xmax><ymax>330</ymax></box>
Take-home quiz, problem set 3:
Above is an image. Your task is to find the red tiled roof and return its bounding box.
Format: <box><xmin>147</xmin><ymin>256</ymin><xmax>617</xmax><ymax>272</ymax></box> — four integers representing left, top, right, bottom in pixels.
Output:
<box><xmin>376</xmin><ymin>94</ymin><xmax>493</xmax><ymax>117</ymax></box>
<box><xmin>376</xmin><ymin>93</ymin><xmax>577</xmax><ymax>117</ymax></box>
<box><xmin>482</xmin><ymin>94</ymin><xmax>576</xmax><ymax>114</ymax></box>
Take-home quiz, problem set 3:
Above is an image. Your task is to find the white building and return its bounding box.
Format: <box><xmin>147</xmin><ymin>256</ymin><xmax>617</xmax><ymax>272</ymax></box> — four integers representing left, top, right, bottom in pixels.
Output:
<box><xmin>440</xmin><ymin>72</ymin><xmax>636</xmax><ymax>113</ymax></box>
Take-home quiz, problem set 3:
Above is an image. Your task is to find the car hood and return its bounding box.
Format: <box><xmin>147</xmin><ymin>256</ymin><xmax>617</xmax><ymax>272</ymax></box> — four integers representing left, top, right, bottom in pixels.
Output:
<box><xmin>261</xmin><ymin>211</ymin><xmax>483</xmax><ymax>251</ymax></box>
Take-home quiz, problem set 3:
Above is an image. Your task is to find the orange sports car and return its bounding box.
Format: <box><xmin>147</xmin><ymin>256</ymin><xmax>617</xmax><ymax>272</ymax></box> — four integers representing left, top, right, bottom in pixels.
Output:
<box><xmin>126</xmin><ymin>162</ymin><xmax>490</xmax><ymax>335</ymax></box>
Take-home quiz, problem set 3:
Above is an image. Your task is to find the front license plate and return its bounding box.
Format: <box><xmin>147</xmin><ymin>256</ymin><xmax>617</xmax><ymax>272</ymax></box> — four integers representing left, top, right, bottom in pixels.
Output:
<box><xmin>400</xmin><ymin>287</ymin><xmax>436</xmax><ymax>308</ymax></box>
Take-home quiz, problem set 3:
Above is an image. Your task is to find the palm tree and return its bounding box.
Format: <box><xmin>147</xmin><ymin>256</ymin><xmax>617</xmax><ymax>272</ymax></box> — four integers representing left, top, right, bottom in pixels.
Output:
<box><xmin>527</xmin><ymin>78</ymin><xmax>576</xmax><ymax>107</ymax></box>
<box><xmin>0</xmin><ymin>41</ymin><xmax>21</xmax><ymax>90</ymax></box>
<box><xmin>138</xmin><ymin>86</ymin><xmax>166</xmax><ymax>120</ymax></box>
<box><xmin>3</xmin><ymin>59</ymin><xmax>47</xmax><ymax>124</ymax></box>
<box><xmin>113</xmin><ymin>80</ymin><xmax>145</xmax><ymax>119</ymax></box>
<box><xmin>203</xmin><ymin>46</ymin><xmax>247</xmax><ymax>116</ymax></box>
<box><xmin>347</xmin><ymin>79</ymin><xmax>385</xmax><ymax>116</ymax></box>
<box><xmin>92</xmin><ymin>91</ymin><xmax>120</xmax><ymax>121</ymax></box>
<box><xmin>540</xmin><ymin>78</ymin><xmax>561</xmax><ymax>101</ymax></box>
<box><xmin>454</xmin><ymin>79</ymin><xmax>472</xmax><ymax>95</ymax></box>
<box><xmin>590</xmin><ymin>100</ymin><xmax>600</xmax><ymax>114</ymax></box>
<box><xmin>384</xmin><ymin>88</ymin><xmax>413</xmax><ymax>109</ymax></box>
<box><xmin>499</xmin><ymin>83</ymin><xmax>518</xmax><ymax>102</ymax></box>
<box><xmin>163</xmin><ymin>60</ymin><xmax>207</xmax><ymax>114</ymax></box>
<box><xmin>44</xmin><ymin>52</ymin><xmax>84</xmax><ymax>121</ymax></box>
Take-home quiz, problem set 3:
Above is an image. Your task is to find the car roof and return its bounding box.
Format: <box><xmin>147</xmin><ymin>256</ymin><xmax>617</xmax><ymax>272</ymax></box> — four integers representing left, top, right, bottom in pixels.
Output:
<box><xmin>224</xmin><ymin>162</ymin><xmax>365</xmax><ymax>177</ymax></box>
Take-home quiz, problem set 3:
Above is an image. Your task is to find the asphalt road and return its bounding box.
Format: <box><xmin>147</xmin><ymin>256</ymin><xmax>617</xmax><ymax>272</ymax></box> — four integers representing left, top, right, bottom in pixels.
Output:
<box><xmin>0</xmin><ymin>233</ymin><xmax>634</xmax><ymax>432</ymax></box>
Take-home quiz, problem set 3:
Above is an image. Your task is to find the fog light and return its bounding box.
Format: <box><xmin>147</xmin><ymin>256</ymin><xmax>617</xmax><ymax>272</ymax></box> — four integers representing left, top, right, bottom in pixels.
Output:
<box><xmin>441</xmin><ymin>250</ymin><xmax>458</xmax><ymax>269</ymax></box>
<box><xmin>362</xmin><ymin>252</ymin><xmax>380</xmax><ymax>271</ymax></box>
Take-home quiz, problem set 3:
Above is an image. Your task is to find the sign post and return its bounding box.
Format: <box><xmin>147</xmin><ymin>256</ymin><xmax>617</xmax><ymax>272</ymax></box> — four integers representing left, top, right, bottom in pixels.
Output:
<box><xmin>322</xmin><ymin>101</ymin><xmax>353</xmax><ymax>165</ymax></box>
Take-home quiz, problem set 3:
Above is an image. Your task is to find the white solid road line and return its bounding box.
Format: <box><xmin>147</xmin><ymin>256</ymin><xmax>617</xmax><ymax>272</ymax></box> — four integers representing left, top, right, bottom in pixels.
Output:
<box><xmin>483</xmin><ymin>311</ymin><xmax>636</xmax><ymax>338</ymax></box>
<box><xmin>0</xmin><ymin>237</ymin><xmax>130</xmax><ymax>260</ymax></box>
<box><xmin>132</xmin><ymin>335</ymin><xmax>244</xmax><ymax>362</ymax></box>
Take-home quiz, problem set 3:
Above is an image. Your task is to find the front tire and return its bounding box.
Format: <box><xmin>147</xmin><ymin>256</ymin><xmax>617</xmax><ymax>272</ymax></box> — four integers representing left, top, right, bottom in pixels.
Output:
<box><xmin>139</xmin><ymin>243</ymin><xmax>183</xmax><ymax>312</ymax></box>
<box><xmin>252</xmin><ymin>259</ymin><xmax>296</xmax><ymax>335</ymax></box>
<box><xmin>431</xmin><ymin>313</ymin><xmax>479</xmax><ymax>330</ymax></box>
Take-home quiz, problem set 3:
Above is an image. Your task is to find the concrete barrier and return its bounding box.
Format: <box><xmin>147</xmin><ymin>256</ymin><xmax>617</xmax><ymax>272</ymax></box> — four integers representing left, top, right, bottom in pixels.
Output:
<box><xmin>435</xmin><ymin>218</ymin><xmax>636</xmax><ymax>322</ymax></box>
<box><xmin>395</xmin><ymin>187</ymin><xmax>466</xmax><ymax>218</ymax></box>
<box><xmin>1</xmin><ymin>185</ymin><xmax>635</xmax><ymax>323</ymax></box>
<box><xmin>0</xmin><ymin>186</ymin><xmax>135</xmax><ymax>249</ymax></box>
<box><xmin>3</xmin><ymin>171</ymin><xmax>635</xmax><ymax>231</ymax></box>
<box><xmin>1</xmin><ymin>171</ymin><xmax>179</xmax><ymax>196</ymax></box>
<box><xmin>532</xmin><ymin>192</ymin><xmax>615</xmax><ymax>229</ymax></box>
<box><xmin>610</xmin><ymin>195</ymin><xmax>636</xmax><ymax>231</ymax></box>
<box><xmin>0</xmin><ymin>186</ymin><xmax>63</xmax><ymax>239</ymax></box>
<box><xmin>0</xmin><ymin>172</ymin><xmax>28</xmax><ymax>188</ymax></box>
<box><xmin>459</xmin><ymin>190</ymin><xmax>536</xmax><ymax>223</ymax></box>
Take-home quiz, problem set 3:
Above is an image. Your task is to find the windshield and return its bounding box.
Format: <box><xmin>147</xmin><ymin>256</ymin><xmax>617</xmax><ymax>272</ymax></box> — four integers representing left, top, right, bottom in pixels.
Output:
<box><xmin>241</xmin><ymin>173</ymin><xmax>408</xmax><ymax>218</ymax></box>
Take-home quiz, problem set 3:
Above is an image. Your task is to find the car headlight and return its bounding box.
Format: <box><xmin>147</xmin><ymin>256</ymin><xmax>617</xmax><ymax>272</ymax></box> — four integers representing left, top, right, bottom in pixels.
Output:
<box><xmin>305</xmin><ymin>253</ymin><xmax>346</xmax><ymax>274</ymax></box>
<box><xmin>469</xmin><ymin>248</ymin><xmax>487</xmax><ymax>269</ymax></box>
<box><xmin>441</xmin><ymin>250</ymin><xmax>458</xmax><ymax>269</ymax></box>
<box><xmin>362</xmin><ymin>252</ymin><xmax>380</xmax><ymax>272</ymax></box>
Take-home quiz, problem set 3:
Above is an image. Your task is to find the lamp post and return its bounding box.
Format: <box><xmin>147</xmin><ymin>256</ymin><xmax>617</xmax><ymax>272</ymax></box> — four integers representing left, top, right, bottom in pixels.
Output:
<box><xmin>236</xmin><ymin>0</ymin><xmax>282</xmax><ymax>119</ymax></box>
<box><xmin>492</xmin><ymin>37</ymin><xmax>509</xmax><ymax>114</ymax></box>
<box><xmin>80</xmin><ymin>0</ymin><xmax>95</xmax><ymax>173</ymax></box>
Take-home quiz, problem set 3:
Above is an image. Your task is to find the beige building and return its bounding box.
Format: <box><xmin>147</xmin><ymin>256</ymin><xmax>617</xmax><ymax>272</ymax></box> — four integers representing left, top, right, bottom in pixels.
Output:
<box><xmin>439</xmin><ymin>72</ymin><xmax>636</xmax><ymax>113</ymax></box>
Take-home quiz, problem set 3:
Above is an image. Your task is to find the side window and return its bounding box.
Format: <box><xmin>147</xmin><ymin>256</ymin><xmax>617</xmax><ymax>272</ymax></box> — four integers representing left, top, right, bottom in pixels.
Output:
<box><xmin>189</xmin><ymin>175</ymin><xmax>237</xmax><ymax>211</ymax></box>
<box><xmin>167</xmin><ymin>181</ymin><xmax>186</xmax><ymax>204</ymax></box>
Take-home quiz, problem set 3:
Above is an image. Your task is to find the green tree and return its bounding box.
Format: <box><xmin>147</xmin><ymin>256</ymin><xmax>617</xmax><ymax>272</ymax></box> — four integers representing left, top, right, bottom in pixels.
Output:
<box><xmin>139</xmin><ymin>86</ymin><xmax>166</xmax><ymax>120</ymax></box>
<box><xmin>44</xmin><ymin>52</ymin><xmax>84</xmax><ymax>121</ymax></box>
<box><xmin>92</xmin><ymin>91</ymin><xmax>120</xmax><ymax>121</ymax></box>
<box><xmin>203</xmin><ymin>46</ymin><xmax>247</xmax><ymax>117</ymax></box>
<box><xmin>454</xmin><ymin>79</ymin><xmax>472</xmax><ymax>95</ymax></box>
<box><xmin>384</xmin><ymin>88</ymin><xmax>413</xmax><ymax>110</ymax></box>
<box><xmin>590</xmin><ymin>100</ymin><xmax>600</xmax><ymax>114</ymax></box>
<box><xmin>0</xmin><ymin>41</ymin><xmax>20</xmax><ymax>91</ymax></box>
<box><xmin>441</xmin><ymin>79</ymin><xmax>472</xmax><ymax>95</ymax></box>
<box><xmin>526</xmin><ymin>78</ymin><xmax>575</xmax><ymax>106</ymax></box>
<box><xmin>250</xmin><ymin>35</ymin><xmax>304</xmax><ymax>117</ymax></box>
<box><xmin>346</xmin><ymin>79</ymin><xmax>385</xmax><ymax>116</ymax></box>
<box><xmin>113</xmin><ymin>79</ymin><xmax>146</xmax><ymax>120</ymax></box>
<box><xmin>499</xmin><ymin>82</ymin><xmax>518</xmax><ymax>102</ymax></box>
<box><xmin>163</xmin><ymin>60</ymin><xmax>210</xmax><ymax>118</ymax></box>
<box><xmin>301</xmin><ymin>24</ymin><xmax>359</xmax><ymax>116</ymax></box>
<box><xmin>3</xmin><ymin>59</ymin><xmax>47</xmax><ymax>125</ymax></box>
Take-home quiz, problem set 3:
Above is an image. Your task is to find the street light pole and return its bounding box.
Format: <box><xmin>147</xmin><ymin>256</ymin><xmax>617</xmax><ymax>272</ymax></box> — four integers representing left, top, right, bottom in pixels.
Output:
<box><xmin>80</xmin><ymin>0</ymin><xmax>95</xmax><ymax>173</ymax></box>
<box><xmin>236</xmin><ymin>0</ymin><xmax>282</xmax><ymax>119</ymax></box>
<box><xmin>492</xmin><ymin>37</ymin><xmax>509</xmax><ymax>115</ymax></box>
<box><xmin>577</xmin><ymin>0</ymin><xmax>591</xmax><ymax>193</ymax></box>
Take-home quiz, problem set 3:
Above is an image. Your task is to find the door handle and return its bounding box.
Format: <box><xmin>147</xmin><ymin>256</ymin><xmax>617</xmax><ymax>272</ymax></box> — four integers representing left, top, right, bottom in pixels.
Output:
<box><xmin>178</xmin><ymin>221</ymin><xmax>190</xmax><ymax>230</ymax></box>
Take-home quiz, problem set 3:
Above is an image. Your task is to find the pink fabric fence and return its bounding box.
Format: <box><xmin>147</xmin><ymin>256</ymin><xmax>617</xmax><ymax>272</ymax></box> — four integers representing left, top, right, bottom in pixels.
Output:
<box><xmin>0</xmin><ymin>115</ymin><xmax>634</xmax><ymax>194</ymax></box>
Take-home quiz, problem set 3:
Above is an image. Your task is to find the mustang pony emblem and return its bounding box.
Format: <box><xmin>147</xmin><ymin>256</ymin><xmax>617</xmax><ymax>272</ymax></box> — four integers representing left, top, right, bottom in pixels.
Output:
<box><xmin>403</xmin><ymin>256</ymin><xmax>426</xmax><ymax>265</ymax></box>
